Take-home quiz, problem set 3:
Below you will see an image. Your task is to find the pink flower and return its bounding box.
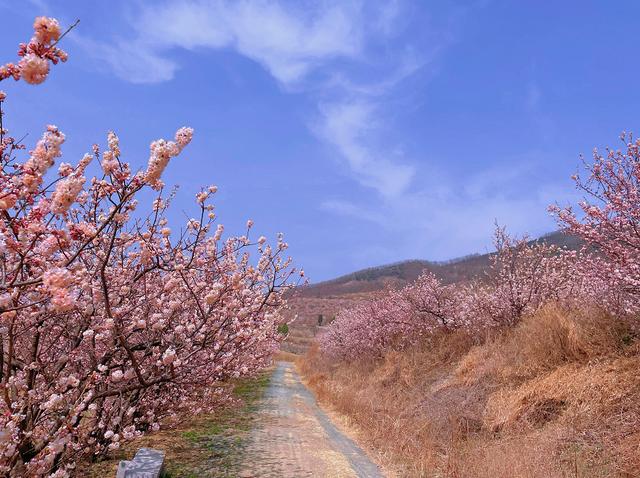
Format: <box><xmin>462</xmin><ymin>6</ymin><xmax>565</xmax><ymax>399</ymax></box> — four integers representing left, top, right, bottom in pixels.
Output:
<box><xmin>144</xmin><ymin>128</ymin><xmax>193</xmax><ymax>188</ymax></box>
<box><xmin>0</xmin><ymin>194</ymin><xmax>17</xmax><ymax>210</ymax></box>
<box><xmin>162</xmin><ymin>348</ymin><xmax>176</xmax><ymax>366</ymax></box>
<box><xmin>51</xmin><ymin>173</ymin><xmax>85</xmax><ymax>214</ymax></box>
<box><xmin>43</xmin><ymin>267</ymin><xmax>73</xmax><ymax>289</ymax></box>
<box><xmin>196</xmin><ymin>192</ymin><xmax>208</xmax><ymax>204</ymax></box>
<box><xmin>58</xmin><ymin>162</ymin><xmax>73</xmax><ymax>177</ymax></box>
<box><xmin>107</xmin><ymin>131</ymin><xmax>120</xmax><ymax>156</ymax></box>
<box><xmin>33</xmin><ymin>17</ymin><xmax>61</xmax><ymax>45</ymax></box>
<box><xmin>18</xmin><ymin>53</ymin><xmax>49</xmax><ymax>85</ymax></box>
<box><xmin>101</xmin><ymin>150</ymin><xmax>118</xmax><ymax>175</ymax></box>
<box><xmin>174</xmin><ymin>127</ymin><xmax>193</xmax><ymax>149</ymax></box>
<box><xmin>42</xmin><ymin>268</ymin><xmax>75</xmax><ymax>312</ymax></box>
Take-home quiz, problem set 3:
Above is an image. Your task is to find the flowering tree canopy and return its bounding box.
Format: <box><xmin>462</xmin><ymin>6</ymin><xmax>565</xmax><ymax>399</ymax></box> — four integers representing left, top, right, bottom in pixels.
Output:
<box><xmin>551</xmin><ymin>134</ymin><xmax>640</xmax><ymax>314</ymax></box>
<box><xmin>0</xmin><ymin>17</ymin><xmax>298</xmax><ymax>477</ymax></box>
<box><xmin>480</xmin><ymin>227</ymin><xmax>578</xmax><ymax>326</ymax></box>
<box><xmin>320</xmin><ymin>227</ymin><xmax>581</xmax><ymax>361</ymax></box>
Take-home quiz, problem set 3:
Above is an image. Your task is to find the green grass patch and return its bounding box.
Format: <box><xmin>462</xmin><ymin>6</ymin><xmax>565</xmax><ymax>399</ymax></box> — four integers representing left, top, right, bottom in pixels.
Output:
<box><xmin>81</xmin><ymin>371</ymin><xmax>271</xmax><ymax>478</ymax></box>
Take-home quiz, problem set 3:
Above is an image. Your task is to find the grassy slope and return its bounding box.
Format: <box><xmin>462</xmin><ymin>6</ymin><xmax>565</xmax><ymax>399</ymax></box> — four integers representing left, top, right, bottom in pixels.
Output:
<box><xmin>81</xmin><ymin>372</ymin><xmax>270</xmax><ymax>478</ymax></box>
<box><xmin>300</xmin><ymin>306</ymin><xmax>640</xmax><ymax>478</ymax></box>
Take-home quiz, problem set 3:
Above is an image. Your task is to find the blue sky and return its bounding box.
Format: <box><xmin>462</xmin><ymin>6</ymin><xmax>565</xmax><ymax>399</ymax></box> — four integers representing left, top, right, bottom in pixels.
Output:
<box><xmin>1</xmin><ymin>1</ymin><xmax>639</xmax><ymax>281</ymax></box>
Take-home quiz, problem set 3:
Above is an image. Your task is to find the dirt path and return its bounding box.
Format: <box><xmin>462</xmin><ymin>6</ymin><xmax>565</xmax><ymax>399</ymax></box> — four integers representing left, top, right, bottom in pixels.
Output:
<box><xmin>238</xmin><ymin>361</ymin><xmax>385</xmax><ymax>478</ymax></box>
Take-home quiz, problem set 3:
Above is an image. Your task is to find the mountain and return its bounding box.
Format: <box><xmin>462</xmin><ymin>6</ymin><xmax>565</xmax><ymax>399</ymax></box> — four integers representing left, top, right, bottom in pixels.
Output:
<box><xmin>296</xmin><ymin>231</ymin><xmax>582</xmax><ymax>298</ymax></box>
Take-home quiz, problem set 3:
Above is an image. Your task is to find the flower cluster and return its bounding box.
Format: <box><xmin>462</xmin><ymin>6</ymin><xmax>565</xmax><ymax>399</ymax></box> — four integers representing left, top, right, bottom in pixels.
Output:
<box><xmin>145</xmin><ymin>127</ymin><xmax>194</xmax><ymax>188</ymax></box>
<box><xmin>0</xmin><ymin>16</ymin><xmax>69</xmax><ymax>85</ymax></box>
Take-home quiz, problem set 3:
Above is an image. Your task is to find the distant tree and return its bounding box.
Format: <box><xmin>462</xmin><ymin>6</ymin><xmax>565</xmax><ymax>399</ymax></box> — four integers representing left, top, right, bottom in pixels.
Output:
<box><xmin>319</xmin><ymin>227</ymin><xmax>581</xmax><ymax>361</ymax></box>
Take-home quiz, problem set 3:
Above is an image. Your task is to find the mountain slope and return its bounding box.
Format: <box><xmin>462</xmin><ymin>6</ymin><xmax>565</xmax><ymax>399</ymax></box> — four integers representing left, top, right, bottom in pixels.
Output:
<box><xmin>298</xmin><ymin>231</ymin><xmax>582</xmax><ymax>298</ymax></box>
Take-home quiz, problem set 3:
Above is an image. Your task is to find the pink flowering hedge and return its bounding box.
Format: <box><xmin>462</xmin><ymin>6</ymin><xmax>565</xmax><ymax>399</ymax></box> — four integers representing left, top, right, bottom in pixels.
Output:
<box><xmin>0</xmin><ymin>18</ymin><xmax>299</xmax><ymax>476</ymax></box>
<box><xmin>321</xmin><ymin>144</ymin><xmax>640</xmax><ymax>361</ymax></box>
<box><xmin>320</xmin><ymin>229</ymin><xmax>584</xmax><ymax>361</ymax></box>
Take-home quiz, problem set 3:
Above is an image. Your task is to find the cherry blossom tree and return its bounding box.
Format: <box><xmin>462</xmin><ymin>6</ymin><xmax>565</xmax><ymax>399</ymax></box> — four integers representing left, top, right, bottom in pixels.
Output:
<box><xmin>402</xmin><ymin>272</ymin><xmax>463</xmax><ymax>329</ymax></box>
<box><xmin>551</xmin><ymin>134</ymin><xmax>640</xmax><ymax>316</ymax></box>
<box><xmin>319</xmin><ymin>289</ymin><xmax>412</xmax><ymax>361</ymax></box>
<box><xmin>0</xmin><ymin>17</ymin><xmax>298</xmax><ymax>477</ymax></box>
<box><xmin>320</xmin><ymin>273</ymin><xmax>463</xmax><ymax>361</ymax></box>
<box><xmin>479</xmin><ymin>226</ymin><xmax>578</xmax><ymax>326</ymax></box>
<box><xmin>320</xmin><ymin>228</ymin><xmax>579</xmax><ymax>361</ymax></box>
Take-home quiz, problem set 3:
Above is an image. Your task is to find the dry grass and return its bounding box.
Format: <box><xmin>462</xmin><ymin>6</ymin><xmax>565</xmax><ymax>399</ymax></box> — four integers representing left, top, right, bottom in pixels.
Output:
<box><xmin>273</xmin><ymin>349</ymin><xmax>300</xmax><ymax>362</ymax></box>
<box><xmin>300</xmin><ymin>305</ymin><xmax>640</xmax><ymax>477</ymax></box>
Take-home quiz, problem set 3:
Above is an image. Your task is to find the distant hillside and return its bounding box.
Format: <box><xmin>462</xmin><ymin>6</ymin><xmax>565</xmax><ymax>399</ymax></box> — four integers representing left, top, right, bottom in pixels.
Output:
<box><xmin>298</xmin><ymin>231</ymin><xmax>582</xmax><ymax>298</ymax></box>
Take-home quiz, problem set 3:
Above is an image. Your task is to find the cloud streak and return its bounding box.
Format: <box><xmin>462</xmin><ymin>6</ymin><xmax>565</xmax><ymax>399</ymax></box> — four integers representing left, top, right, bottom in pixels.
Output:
<box><xmin>85</xmin><ymin>0</ymin><xmax>430</xmax><ymax>198</ymax></box>
<box><xmin>317</xmin><ymin>100</ymin><xmax>415</xmax><ymax>197</ymax></box>
<box><xmin>323</xmin><ymin>158</ymin><xmax>581</xmax><ymax>263</ymax></box>
<box><xmin>95</xmin><ymin>0</ymin><xmax>365</xmax><ymax>86</ymax></box>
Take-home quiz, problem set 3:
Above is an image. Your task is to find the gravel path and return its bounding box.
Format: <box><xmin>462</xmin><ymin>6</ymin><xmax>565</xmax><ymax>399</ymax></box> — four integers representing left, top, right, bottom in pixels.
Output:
<box><xmin>238</xmin><ymin>361</ymin><xmax>385</xmax><ymax>478</ymax></box>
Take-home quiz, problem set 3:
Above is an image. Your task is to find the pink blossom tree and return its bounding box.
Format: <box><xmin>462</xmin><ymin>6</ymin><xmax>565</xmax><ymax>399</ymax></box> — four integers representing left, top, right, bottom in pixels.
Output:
<box><xmin>0</xmin><ymin>18</ymin><xmax>298</xmax><ymax>476</ymax></box>
<box><xmin>402</xmin><ymin>272</ymin><xmax>463</xmax><ymax>329</ymax></box>
<box><xmin>479</xmin><ymin>226</ymin><xmax>578</xmax><ymax>326</ymax></box>
<box><xmin>551</xmin><ymin>134</ymin><xmax>640</xmax><ymax>316</ymax></box>
<box><xmin>319</xmin><ymin>289</ymin><xmax>413</xmax><ymax>361</ymax></box>
<box><xmin>320</xmin><ymin>227</ymin><xmax>579</xmax><ymax>361</ymax></box>
<box><xmin>320</xmin><ymin>273</ymin><xmax>461</xmax><ymax>361</ymax></box>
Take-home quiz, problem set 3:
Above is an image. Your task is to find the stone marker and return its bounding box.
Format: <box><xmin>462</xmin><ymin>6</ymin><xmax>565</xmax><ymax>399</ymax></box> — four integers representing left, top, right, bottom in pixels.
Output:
<box><xmin>116</xmin><ymin>447</ymin><xmax>165</xmax><ymax>478</ymax></box>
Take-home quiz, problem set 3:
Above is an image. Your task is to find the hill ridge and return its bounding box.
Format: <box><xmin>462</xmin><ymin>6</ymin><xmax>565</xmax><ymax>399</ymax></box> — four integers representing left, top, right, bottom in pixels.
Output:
<box><xmin>298</xmin><ymin>230</ymin><xmax>581</xmax><ymax>298</ymax></box>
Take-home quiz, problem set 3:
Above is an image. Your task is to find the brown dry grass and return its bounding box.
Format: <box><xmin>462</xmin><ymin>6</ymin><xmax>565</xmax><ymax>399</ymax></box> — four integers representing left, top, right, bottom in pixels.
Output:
<box><xmin>273</xmin><ymin>349</ymin><xmax>300</xmax><ymax>362</ymax></box>
<box><xmin>300</xmin><ymin>305</ymin><xmax>640</xmax><ymax>477</ymax></box>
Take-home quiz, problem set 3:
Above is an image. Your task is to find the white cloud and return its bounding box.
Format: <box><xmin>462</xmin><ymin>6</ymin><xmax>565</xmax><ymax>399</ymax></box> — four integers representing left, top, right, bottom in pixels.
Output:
<box><xmin>79</xmin><ymin>37</ymin><xmax>178</xmax><ymax>84</ymax></box>
<box><xmin>97</xmin><ymin>0</ymin><xmax>364</xmax><ymax>86</ymax></box>
<box><xmin>320</xmin><ymin>199</ymin><xmax>385</xmax><ymax>225</ymax></box>
<box><xmin>84</xmin><ymin>0</ymin><xmax>476</xmax><ymax>236</ymax></box>
<box><xmin>317</xmin><ymin>100</ymin><xmax>415</xmax><ymax>197</ymax></box>
<box><xmin>84</xmin><ymin>0</ymin><xmax>427</xmax><ymax>197</ymax></box>
<box><xmin>320</xmin><ymin>160</ymin><xmax>579</xmax><ymax>262</ymax></box>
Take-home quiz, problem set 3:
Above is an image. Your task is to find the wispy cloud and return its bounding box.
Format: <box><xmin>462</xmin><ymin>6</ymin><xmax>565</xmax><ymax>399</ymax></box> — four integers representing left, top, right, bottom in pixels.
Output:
<box><xmin>92</xmin><ymin>0</ymin><xmax>365</xmax><ymax>86</ymax></box>
<box><xmin>320</xmin><ymin>198</ymin><xmax>386</xmax><ymax>225</ymax></box>
<box><xmin>84</xmin><ymin>0</ymin><xmax>435</xmax><ymax>198</ymax></box>
<box><xmin>321</xmin><ymin>157</ymin><xmax>580</xmax><ymax>261</ymax></box>
<box><xmin>316</xmin><ymin>100</ymin><xmax>415</xmax><ymax>197</ymax></box>
<box><xmin>88</xmin><ymin>1</ymin><xmax>559</xmax><ymax>261</ymax></box>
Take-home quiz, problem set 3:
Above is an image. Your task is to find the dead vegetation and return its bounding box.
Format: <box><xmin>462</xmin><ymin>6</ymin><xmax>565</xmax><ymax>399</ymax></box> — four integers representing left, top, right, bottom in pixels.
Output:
<box><xmin>300</xmin><ymin>305</ymin><xmax>640</xmax><ymax>477</ymax></box>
